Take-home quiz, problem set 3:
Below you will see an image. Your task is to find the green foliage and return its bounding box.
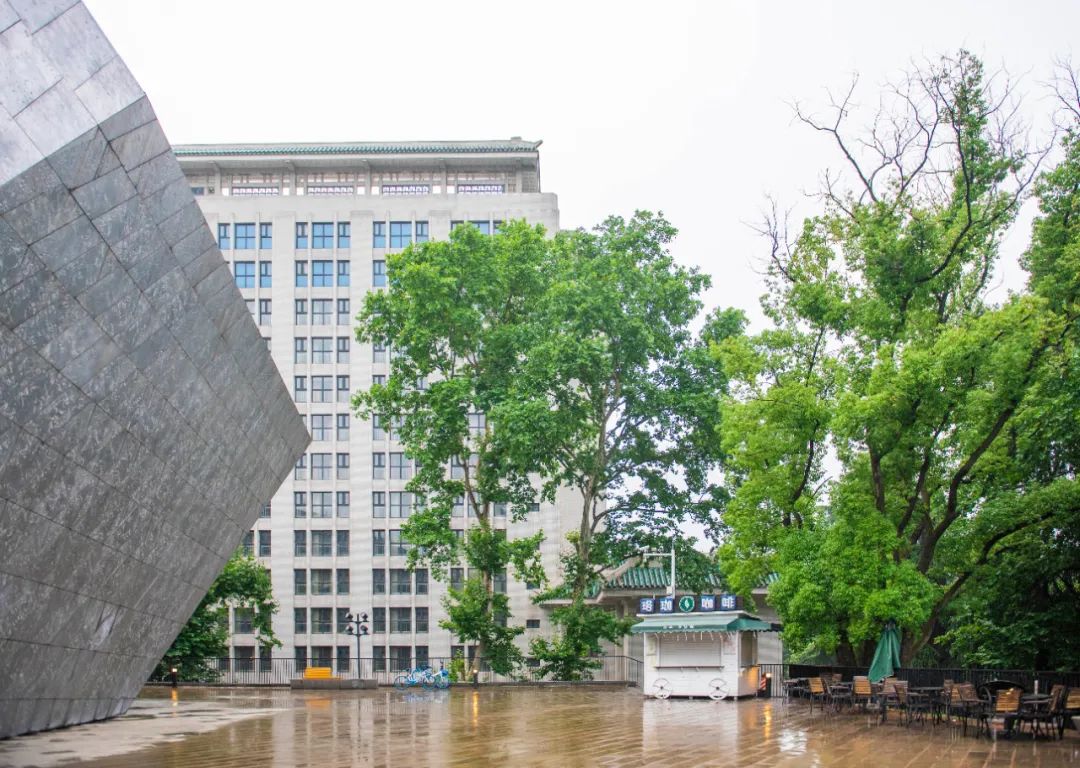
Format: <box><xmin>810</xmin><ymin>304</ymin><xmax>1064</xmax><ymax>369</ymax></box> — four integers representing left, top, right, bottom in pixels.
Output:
<box><xmin>530</xmin><ymin>599</ymin><xmax>635</xmax><ymax>680</ymax></box>
<box><xmin>717</xmin><ymin>51</ymin><xmax>1080</xmax><ymax>666</ymax></box>
<box><xmin>156</xmin><ymin>551</ymin><xmax>278</xmax><ymax>680</ymax></box>
<box><xmin>441</xmin><ymin>576</ymin><xmax>524</xmax><ymax>675</ymax></box>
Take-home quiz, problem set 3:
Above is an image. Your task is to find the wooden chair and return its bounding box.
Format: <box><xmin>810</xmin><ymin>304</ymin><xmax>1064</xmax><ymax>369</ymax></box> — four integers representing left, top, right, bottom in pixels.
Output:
<box><xmin>880</xmin><ymin>679</ymin><xmax>907</xmax><ymax>724</ymax></box>
<box><xmin>1023</xmin><ymin>684</ymin><xmax>1067</xmax><ymax>739</ymax></box>
<box><xmin>981</xmin><ymin>687</ymin><xmax>1022</xmax><ymax>738</ymax></box>
<box><xmin>897</xmin><ymin>684</ymin><xmax>932</xmax><ymax>726</ymax></box>
<box><xmin>826</xmin><ymin>678</ymin><xmax>853</xmax><ymax>711</ymax></box>
<box><xmin>852</xmin><ymin>676</ymin><xmax>875</xmax><ymax>712</ymax></box>
<box><xmin>807</xmin><ymin>677</ymin><xmax>829</xmax><ymax>714</ymax></box>
<box><xmin>1059</xmin><ymin>687</ymin><xmax>1080</xmax><ymax>739</ymax></box>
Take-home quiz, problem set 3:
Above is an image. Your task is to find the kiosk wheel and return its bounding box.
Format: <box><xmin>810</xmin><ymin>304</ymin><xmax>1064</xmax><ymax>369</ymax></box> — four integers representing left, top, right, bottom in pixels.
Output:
<box><xmin>708</xmin><ymin>677</ymin><xmax>729</xmax><ymax>701</ymax></box>
<box><xmin>652</xmin><ymin>678</ymin><xmax>673</xmax><ymax>700</ymax></box>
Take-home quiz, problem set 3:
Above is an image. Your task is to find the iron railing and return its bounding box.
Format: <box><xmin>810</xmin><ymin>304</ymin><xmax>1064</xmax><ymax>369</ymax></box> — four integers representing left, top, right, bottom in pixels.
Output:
<box><xmin>757</xmin><ymin>663</ymin><xmax>1080</xmax><ymax>698</ymax></box>
<box><xmin>150</xmin><ymin>655</ymin><xmax>643</xmax><ymax>687</ymax></box>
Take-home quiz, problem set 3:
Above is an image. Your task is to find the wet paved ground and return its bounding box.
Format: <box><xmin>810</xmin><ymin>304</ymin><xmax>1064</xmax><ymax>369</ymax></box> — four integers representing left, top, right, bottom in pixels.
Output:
<box><xmin>1</xmin><ymin>686</ymin><xmax>1078</xmax><ymax>767</ymax></box>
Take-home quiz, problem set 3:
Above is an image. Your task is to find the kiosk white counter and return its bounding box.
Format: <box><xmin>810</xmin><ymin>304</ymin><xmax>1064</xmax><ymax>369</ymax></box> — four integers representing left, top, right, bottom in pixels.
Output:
<box><xmin>631</xmin><ymin>596</ymin><xmax>778</xmax><ymax>699</ymax></box>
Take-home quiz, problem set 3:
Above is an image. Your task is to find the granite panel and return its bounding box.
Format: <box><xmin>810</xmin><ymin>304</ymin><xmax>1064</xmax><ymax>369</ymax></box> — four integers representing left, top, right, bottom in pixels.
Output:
<box><xmin>0</xmin><ymin>1</ymin><xmax>308</xmax><ymax>739</ymax></box>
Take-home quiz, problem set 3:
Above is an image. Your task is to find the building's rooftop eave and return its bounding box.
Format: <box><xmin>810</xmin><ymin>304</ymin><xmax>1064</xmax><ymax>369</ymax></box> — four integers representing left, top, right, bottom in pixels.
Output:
<box><xmin>174</xmin><ymin>139</ymin><xmax>542</xmax><ymax>158</ymax></box>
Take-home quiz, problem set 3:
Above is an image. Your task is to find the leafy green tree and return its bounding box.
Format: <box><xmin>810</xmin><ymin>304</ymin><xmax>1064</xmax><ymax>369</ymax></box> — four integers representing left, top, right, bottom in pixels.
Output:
<box><xmin>716</xmin><ymin>51</ymin><xmax>1079</xmax><ymax>665</ymax></box>
<box><xmin>156</xmin><ymin>551</ymin><xmax>278</xmax><ymax>679</ymax></box>
<box><xmin>507</xmin><ymin>212</ymin><xmax>736</xmax><ymax>672</ymax></box>
<box><xmin>355</xmin><ymin>221</ymin><xmax>550</xmax><ymax>674</ymax></box>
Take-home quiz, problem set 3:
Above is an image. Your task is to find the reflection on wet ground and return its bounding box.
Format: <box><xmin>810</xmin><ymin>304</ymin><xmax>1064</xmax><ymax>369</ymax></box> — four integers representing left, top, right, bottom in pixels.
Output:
<box><xmin>1</xmin><ymin>686</ymin><xmax>1078</xmax><ymax>767</ymax></box>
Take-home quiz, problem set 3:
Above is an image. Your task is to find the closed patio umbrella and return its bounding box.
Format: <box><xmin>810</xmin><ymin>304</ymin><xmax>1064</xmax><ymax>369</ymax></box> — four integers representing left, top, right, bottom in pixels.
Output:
<box><xmin>868</xmin><ymin>622</ymin><xmax>901</xmax><ymax>683</ymax></box>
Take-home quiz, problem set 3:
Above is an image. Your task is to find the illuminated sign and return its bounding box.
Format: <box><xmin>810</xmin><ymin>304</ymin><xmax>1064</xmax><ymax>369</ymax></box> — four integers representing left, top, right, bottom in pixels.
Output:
<box><xmin>678</xmin><ymin>596</ymin><xmax>695</xmax><ymax>612</ymax></box>
<box><xmin>658</xmin><ymin>597</ymin><xmax>675</xmax><ymax>613</ymax></box>
<box><xmin>637</xmin><ymin>594</ymin><xmax>740</xmax><ymax>615</ymax></box>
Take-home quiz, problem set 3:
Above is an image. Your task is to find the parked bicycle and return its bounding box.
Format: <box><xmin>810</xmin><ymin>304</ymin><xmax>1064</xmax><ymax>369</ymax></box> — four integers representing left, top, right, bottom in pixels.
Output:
<box><xmin>394</xmin><ymin>665</ymin><xmax>450</xmax><ymax>690</ymax></box>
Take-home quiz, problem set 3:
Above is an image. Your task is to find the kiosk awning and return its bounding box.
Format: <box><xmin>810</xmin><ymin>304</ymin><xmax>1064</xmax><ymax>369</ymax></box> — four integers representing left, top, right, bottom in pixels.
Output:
<box><xmin>630</xmin><ymin>616</ymin><xmax>777</xmax><ymax>634</ymax></box>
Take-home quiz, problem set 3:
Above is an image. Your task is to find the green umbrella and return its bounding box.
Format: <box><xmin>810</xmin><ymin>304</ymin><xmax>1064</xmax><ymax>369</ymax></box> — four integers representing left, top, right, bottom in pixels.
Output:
<box><xmin>868</xmin><ymin>622</ymin><xmax>902</xmax><ymax>682</ymax></box>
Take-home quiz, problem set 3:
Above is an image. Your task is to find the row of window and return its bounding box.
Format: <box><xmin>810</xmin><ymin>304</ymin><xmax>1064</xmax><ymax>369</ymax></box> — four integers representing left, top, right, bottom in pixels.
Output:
<box><xmin>366</xmin><ymin>606</ymin><xmax>429</xmax><ymax>633</ymax></box>
<box><xmin>295</xmin><ymin>453</ymin><xmax>351</xmax><ymax>481</ymax></box>
<box><xmin>293</xmin><ymin>568</ymin><xmax>351</xmax><ymax>595</ymax></box>
<box><xmin>295</xmin><ymin>298</ymin><xmax>351</xmax><ymax>325</ymax></box>
<box><xmin>293</xmin><ymin>491</ymin><xmax>351</xmax><ymax>518</ymax></box>
<box><xmin>292</xmin><ymin>646</ymin><xmax>430</xmax><ymax>673</ymax></box>
<box><xmin>293</xmin><ymin>529</ymin><xmax>350</xmax><ymax>557</ymax></box>
<box><xmin>293</xmin><ymin>375</ymin><xmax>351</xmax><ymax>403</ymax></box>
<box><xmin>371</xmin><ymin>568</ymin><xmax>430</xmax><ymax>596</ymax></box>
<box><xmin>240</xmin><ymin>530</ymin><xmax>271</xmax><ymax>557</ymax></box>
<box><xmin>231</xmin><ymin>259</ymin><xmax>386</xmax><ymax>290</ymax></box>
<box><xmin>220</xmin><ymin>219</ymin><xmax>502</xmax><ymax>253</ymax></box>
<box><xmin>294</xmin><ymin>337</ymin><xmax>351</xmax><ymax>365</ymax></box>
<box><xmin>244</xmin><ymin>299</ymin><xmax>272</xmax><ymax>326</ymax></box>
<box><xmin>303</xmin><ymin>413</ymin><xmax>350</xmax><ymax>441</ymax></box>
<box><xmin>294</xmin><ymin>606</ymin><xmax>429</xmax><ymax>635</ymax></box>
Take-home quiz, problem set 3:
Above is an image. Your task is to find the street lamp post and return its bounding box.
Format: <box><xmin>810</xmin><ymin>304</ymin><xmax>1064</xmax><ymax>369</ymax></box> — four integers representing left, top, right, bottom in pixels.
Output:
<box><xmin>344</xmin><ymin>611</ymin><xmax>369</xmax><ymax>679</ymax></box>
<box><xmin>640</xmin><ymin>546</ymin><xmax>676</xmax><ymax>597</ymax></box>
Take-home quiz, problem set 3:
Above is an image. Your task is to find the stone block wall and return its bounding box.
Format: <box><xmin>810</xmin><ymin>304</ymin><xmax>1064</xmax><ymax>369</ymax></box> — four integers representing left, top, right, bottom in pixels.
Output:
<box><xmin>0</xmin><ymin>0</ymin><xmax>309</xmax><ymax>737</ymax></box>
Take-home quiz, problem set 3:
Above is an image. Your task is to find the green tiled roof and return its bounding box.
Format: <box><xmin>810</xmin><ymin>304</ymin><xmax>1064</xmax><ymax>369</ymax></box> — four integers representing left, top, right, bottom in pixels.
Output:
<box><xmin>173</xmin><ymin>139</ymin><xmax>541</xmax><ymax>157</ymax></box>
<box><xmin>605</xmin><ymin>566</ymin><xmax>724</xmax><ymax>591</ymax></box>
<box><xmin>629</xmin><ymin>616</ymin><xmax>776</xmax><ymax>634</ymax></box>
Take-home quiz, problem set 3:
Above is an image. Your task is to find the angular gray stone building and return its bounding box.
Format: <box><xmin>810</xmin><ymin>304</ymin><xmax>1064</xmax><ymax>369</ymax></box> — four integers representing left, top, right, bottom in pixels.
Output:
<box><xmin>0</xmin><ymin>0</ymin><xmax>309</xmax><ymax>738</ymax></box>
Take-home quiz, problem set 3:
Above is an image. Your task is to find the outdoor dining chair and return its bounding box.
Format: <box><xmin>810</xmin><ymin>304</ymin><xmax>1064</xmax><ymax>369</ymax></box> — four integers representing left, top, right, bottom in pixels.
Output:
<box><xmin>807</xmin><ymin>677</ymin><xmax>829</xmax><ymax>714</ymax></box>
<box><xmin>980</xmin><ymin>687</ymin><xmax>1022</xmax><ymax>739</ymax></box>
<box><xmin>1023</xmin><ymin>684</ymin><xmax>1067</xmax><ymax>739</ymax></box>
<box><xmin>1059</xmin><ymin>687</ymin><xmax>1080</xmax><ymax>739</ymax></box>
<box><xmin>852</xmin><ymin>676</ymin><xmax>875</xmax><ymax>712</ymax></box>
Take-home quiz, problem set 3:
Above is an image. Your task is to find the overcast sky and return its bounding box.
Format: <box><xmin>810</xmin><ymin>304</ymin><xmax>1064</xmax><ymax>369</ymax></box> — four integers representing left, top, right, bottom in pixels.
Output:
<box><xmin>85</xmin><ymin>0</ymin><xmax>1078</xmax><ymax>330</ymax></box>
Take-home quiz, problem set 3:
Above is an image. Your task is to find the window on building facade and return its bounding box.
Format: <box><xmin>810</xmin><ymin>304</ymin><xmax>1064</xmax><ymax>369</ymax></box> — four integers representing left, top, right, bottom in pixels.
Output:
<box><xmin>526</xmin><ymin>619</ymin><xmax>541</xmax><ymax>629</ymax></box>
<box><xmin>336</xmin><ymin>568</ymin><xmax>350</xmax><ymax>595</ymax></box>
<box><xmin>311</xmin><ymin>607</ymin><xmax>332</xmax><ymax>633</ymax></box>
<box><xmin>241</xmin><ymin>530</ymin><xmax>254</xmax><ymax>556</ymax></box>
<box><xmin>336</xmin><ymin>260</ymin><xmax>350</xmax><ymax>287</ymax></box>
<box><xmin>373</xmin><ymin>452</ymin><xmax>385</xmax><ymax>479</ymax></box>
<box><xmin>372</xmin><ymin>414</ymin><xmax>385</xmax><ymax>440</ymax></box>
<box><xmin>493</xmin><ymin>502</ymin><xmax>507</xmax><ymax>518</ymax></box>
<box><xmin>311</xmin><ymin>453</ymin><xmax>331</xmax><ymax>480</ymax></box>
<box><xmin>389</xmin><ymin>530</ymin><xmax>409</xmax><ymax>557</ymax></box>
<box><xmin>372</xmin><ymin>530</ymin><xmax>385</xmax><ymax>556</ymax></box>
<box><xmin>390</xmin><ymin>646</ymin><xmax>411</xmax><ymax>672</ymax></box>
<box><xmin>415</xmin><ymin>221</ymin><xmax>429</xmax><ymax>243</ymax></box>
<box><xmin>312</xmin><ymin>375</ymin><xmax>332</xmax><ymax>402</ymax></box>
<box><xmin>311</xmin><ymin>337</ymin><xmax>332</xmax><ymax>364</ymax></box>
<box><xmin>295</xmin><ymin>261</ymin><xmax>308</xmax><ymax>288</ymax></box>
<box><xmin>336</xmin><ymin>298</ymin><xmax>350</xmax><ymax>325</ymax></box>
<box><xmin>259</xmin><ymin>261</ymin><xmax>272</xmax><ymax>288</ymax></box>
<box><xmin>295</xmin><ymin>646</ymin><xmax>308</xmax><ymax>671</ymax></box>
<box><xmin>336</xmin><ymin>375</ymin><xmax>350</xmax><ymax>403</ymax></box>
<box><xmin>312</xmin><ymin>299</ymin><xmax>332</xmax><ymax>325</ymax></box>
<box><xmin>258</xmin><ymin>530</ymin><xmax>271</xmax><ymax>557</ymax></box>
<box><xmin>234</xmin><ymin>261</ymin><xmax>255</xmax><ymax>288</ymax></box>
<box><xmin>258</xmin><ymin>299</ymin><xmax>271</xmax><ymax>326</ymax></box>
<box><xmin>336</xmin><ymin>490</ymin><xmax>350</xmax><ymax>518</ymax></box>
<box><xmin>294</xmin><ymin>530</ymin><xmax>307</xmax><ymax>557</ymax></box>
<box><xmin>494</xmin><ymin>569</ymin><xmax>508</xmax><ymax>594</ymax></box>
<box><xmin>295</xmin><ymin>299</ymin><xmax>308</xmax><ymax>324</ymax></box>
<box><xmin>372</xmin><ymin>221</ymin><xmax>385</xmax><ymax>248</ymax></box>
<box><xmin>450</xmin><ymin>567</ymin><xmax>464</xmax><ymax>591</ymax></box>
<box><xmin>372</xmin><ymin>607</ymin><xmax>386</xmax><ymax>633</ymax></box>
<box><xmin>310</xmin><ymin>569</ymin><xmax>332</xmax><ymax>595</ymax></box>
<box><xmin>235</xmin><ymin>223</ymin><xmax>255</xmax><ymax>249</ymax></box>
<box><xmin>415</xmin><ymin>569</ymin><xmax>428</xmax><ymax>595</ymax></box>
<box><xmin>373</xmin><ymin>260</ymin><xmax>386</xmax><ymax>287</ymax></box>
<box><xmin>336</xmin><ymin>453</ymin><xmax>350</xmax><ymax>480</ymax></box>
<box><xmin>294</xmin><ymin>338</ymin><xmax>307</xmax><ymax>364</ymax></box>
<box><xmin>336</xmin><ymin>644</ymin><xmax>350</xmax><ymax>673</ymax></box>
<box><xmin>389</xmin><ymin>453</ymin><xmax>409</xmax><ymax>480</ymax></box>
<box><xmin>259</xmin><ymin>502</ymin><xmax>271</xmax><ymax>519</ymax></box>
<box><xmin>311</xmin><ymin>491</ymin><xmax>332</xmax><ymax>518</ymax></box>
<box><xmin>373</xmin><ymin>342</ymin><xmax>386</xmax><ymax>363</ymax></box>
<box><xmin>337</xmin><ymin>608</ymin><xmax>350</xmax><ymax>634</ymax></box>
<box><xmin>372</xmin><ymin>568</ymin><xmax>385</xmax><ymax>595</ymax></box>
<box><xmin>294</xmin><ymin>375</ymin><xmax>307</xmax><ymax>402</ymax></box>
<box><xmin>296</xmin><ymin>222</ymin><xmax>308</xmax><ymax>249</ymax></box>
<box><xmin>389</xmin><ymin>491</ymin><xmax>411</xmax><ymax>519</ymax></box>
<box><xmin>372</xmin><ymin>491</ymin><xmax>386</xmax><ymax>518</ymax></box>
<box><xmin>415</xmin><ymin>607</ymin><xmax>429</xmax><ymax>633</ymax></box>
<box><xmin>294</xmin><ymin>491</ymin><xmax>307</xmax><ymax>517</ymax></box>
<box><xmin>312</xmin><ymin>260</ymin><xmax>332</xmax><ymax>287</ymax></box>
<box><xmin>390</xmin><ymin>606</ymin><xmax>411</xmax><ymax>632</ymax></box>
<box><xmin>337</xmin><ymin>222</ymin><xmax>351</xmax><ymax>248</ymax></box>
<box><xmin>311</xmin><ymin>530</ymin><xmax>332</xmax><ymax>557</ymax></box>
<box><xmin>294</xmin><ymin>607</ymin><xmax>307</xmax><ymax>633</ymax></box>
<box><xmin>336</xmin><ymin>336</ymin><xmax>350</xmax><ymax>363</ymax></box>
<box><xmin>260</xmin><ymin>222</ymin><xmax>272</xmax><ymax>249</ymax></box>
<box><xmin>336</xmin><ymin>413</ymin><xmax>349</xmax><ymax>440</ymax></box>
<box><xmin>312</xmin><ymin>222</ymin><xmax>333</xmax><ymax>249</ymax></box>
<box><xmin>389</xmin><ymin>221</ymin><xmax>411</xmax><ymax>248</ymax></box>
<box><xmin>336</xmin><ymin>530</ymin><xmax>349</xmax><ymax>556</ymax></box>
<box><xmin>294</xmin><ymin>569</ymin><xmax>307</xmax><ymax>595</ymax></box>
<box><xmin>218</xmin><ymin>223</ymin><xmax>230</xmax><ymax>249</ymax></box>
<box><xmin>310</xmin><ymin>414</ymin><xmax>330</xmax><ymax>441</ymax></box>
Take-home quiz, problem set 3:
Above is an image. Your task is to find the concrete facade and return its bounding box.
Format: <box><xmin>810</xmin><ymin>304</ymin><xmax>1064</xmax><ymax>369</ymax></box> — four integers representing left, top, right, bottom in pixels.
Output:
<box><xmin>0</xmin><ymin>1</ymin><xmax>309</xmax><ymax>737</ymax></box>
<box><xmin>175</xmin><ymin>143</ymin><xmax>577</xmax><ymax>673</ymax></box>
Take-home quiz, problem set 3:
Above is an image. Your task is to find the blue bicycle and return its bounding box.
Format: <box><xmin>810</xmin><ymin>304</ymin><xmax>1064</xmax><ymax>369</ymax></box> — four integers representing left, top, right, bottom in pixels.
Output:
<box><xmin>394</xmin><ymin>665</ymin><xmax>450</xmax><ymax>690</ymax></box>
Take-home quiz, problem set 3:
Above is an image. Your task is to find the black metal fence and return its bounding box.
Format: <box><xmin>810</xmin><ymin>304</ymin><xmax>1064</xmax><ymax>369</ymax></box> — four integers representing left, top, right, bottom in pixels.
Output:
<box><xmin>150</xmin><ymin>656</ymin><xmax>643</xmax><ymax>688</ymax></box>
<box><xmin>757</xmin><ymin>663</ymin><xmax>1080</xmax><ymax>698</ymax></box>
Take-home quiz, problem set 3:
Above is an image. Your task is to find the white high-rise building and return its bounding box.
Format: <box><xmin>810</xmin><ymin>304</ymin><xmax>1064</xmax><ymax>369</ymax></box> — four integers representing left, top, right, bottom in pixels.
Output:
<box><xmin>175</xmin><ymin>139</ymin><xmax>575</xmax><ymax>675</ymax></box>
